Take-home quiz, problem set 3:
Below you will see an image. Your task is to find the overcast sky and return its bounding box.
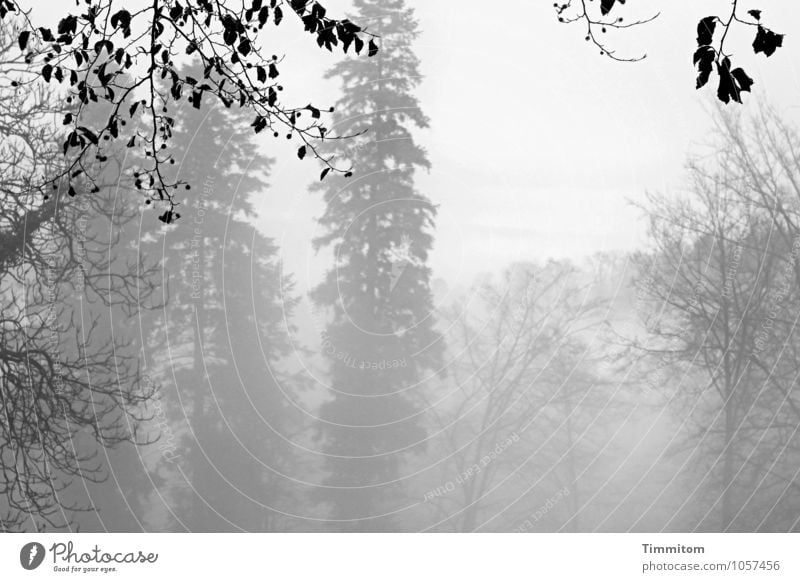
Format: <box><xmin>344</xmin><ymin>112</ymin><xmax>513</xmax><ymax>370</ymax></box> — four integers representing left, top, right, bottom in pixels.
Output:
<box><xmin>236</xmin><ymin>0</ymin><xmax>800</xmax><ymax>296</ymax></box>
<box><xmin>25</xmin><ymin>0</ymin><xmax>800</xmax><ymax>289</ymax></box>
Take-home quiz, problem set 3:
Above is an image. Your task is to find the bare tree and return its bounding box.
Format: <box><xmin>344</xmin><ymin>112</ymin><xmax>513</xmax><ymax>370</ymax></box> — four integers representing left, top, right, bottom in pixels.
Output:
<box><xmin>631</xmin><ymin>112</ymin><xmax>800</xmax><ymax>530</ymax></box>
<box><xmin>417</xmin><ymin>261</ymin><xmax>614</xmax><ymax>532</ymax></box>
<box><xmin>0</xmin><ymin>18</ymin><xmax>159</xmax><ymax>531</ymax></box>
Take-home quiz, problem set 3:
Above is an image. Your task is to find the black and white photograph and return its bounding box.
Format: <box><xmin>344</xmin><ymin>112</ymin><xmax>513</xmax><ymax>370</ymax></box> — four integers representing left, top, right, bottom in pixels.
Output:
<box><xmin>0</xmin><ymin>0</ymin><xmax>799</xmax><ymax>579</ymax></box>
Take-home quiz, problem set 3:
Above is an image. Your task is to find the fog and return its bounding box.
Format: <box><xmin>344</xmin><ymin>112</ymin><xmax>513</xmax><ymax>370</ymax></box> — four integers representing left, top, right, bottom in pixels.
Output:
<box><xmin>3</xmin><ymin>0</ymin><xmax>800</xmax><ymax>532</ymax></box>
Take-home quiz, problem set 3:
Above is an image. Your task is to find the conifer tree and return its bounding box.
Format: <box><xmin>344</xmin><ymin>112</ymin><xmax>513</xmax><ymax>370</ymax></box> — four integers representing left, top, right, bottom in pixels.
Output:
<box><xmin>142</xmin><ymin>66</ymin><xmax>300</xmax><ymax>531</ymax></box>
<box><xmin>311</xmin><ymin>0</ymin><xmax>442</xmax><ymax>531</ymax></box>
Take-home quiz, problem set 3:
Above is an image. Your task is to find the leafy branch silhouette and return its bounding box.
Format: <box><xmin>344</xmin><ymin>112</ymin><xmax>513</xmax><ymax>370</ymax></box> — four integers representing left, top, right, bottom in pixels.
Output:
<box><xmin>1</xmin><ymin>0</ymin><xmax>378</xmax><ymax>223</ymax></box>
<box><xmin>556</xmin><ymin>0</ymin><xmax>785</xmax><ymax>103</ymax></box>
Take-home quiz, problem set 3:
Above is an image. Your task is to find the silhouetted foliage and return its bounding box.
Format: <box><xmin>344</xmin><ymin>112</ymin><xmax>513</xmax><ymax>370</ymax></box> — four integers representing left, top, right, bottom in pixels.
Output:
<box><xmin>556</xmin><ymin>0</ymin><xmax>784</xmax><ymax>103</ymax></box>
<box><xmin>0</xmin><ymin>1</ymin><xmax>787</xmax><ymax>227</ymax></box>
<box><xmin>1</xmin><ymin>0</ymin><xmax>378</xmax><ymax>221</ymax></box>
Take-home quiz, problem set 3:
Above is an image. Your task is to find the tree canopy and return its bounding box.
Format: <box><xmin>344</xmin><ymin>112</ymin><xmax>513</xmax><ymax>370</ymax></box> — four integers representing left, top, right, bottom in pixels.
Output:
<box><xmin>1</xmin><ymin>0</ymin><xmax>378</xmax><ymax>222</ymax></box>
<box><xmin>0</xmin><ymin>0</ymin><xmax>788</xmax><ymax>223</ymax></box>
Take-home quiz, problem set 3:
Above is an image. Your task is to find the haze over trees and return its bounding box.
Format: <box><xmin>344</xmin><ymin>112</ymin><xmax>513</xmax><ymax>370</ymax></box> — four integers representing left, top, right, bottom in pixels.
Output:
<box><xmin>0</xmin><ymin>0</ymin><xmax>786</xmax><ymax>222</ymax></box>
<box><xmin>0</xmin><ymin>22</ymin><xmax>159</xmax><ymax>529</ymax></box>
<box><xmin>414</xmin><ymin>262</ymin><xmax>616</xmax><ymax>532</ymax></box>
<box><xmin>2</xmin><ymin>0</ymin><xmax>800</xmax><ymax>533</ymax></box>
<box><xmin>308</xmin><ymin>0</ymin><xmax>443</xmax><ymax>531</ymax></box>
<box><xmin>628</xmin><ymin>108</ymin><xmax>800</xmax><ymax>531</ymax></box>
<box><xmin>132</xmin><ymin>69</ymin><xmax>302</xmax><ymax>531</ymax></box>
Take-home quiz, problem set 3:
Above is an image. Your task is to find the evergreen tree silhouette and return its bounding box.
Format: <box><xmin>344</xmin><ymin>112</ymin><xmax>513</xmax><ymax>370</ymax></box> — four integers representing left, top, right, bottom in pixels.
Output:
<box><xmin>142</xmin><ymin>66</ymin><xmax>300</xmax><ymax>531</ymax></box>
<box><xmin>310</xmin><ymin>0</ymin><xmax>443</xmax><ymax>531</ymax></box>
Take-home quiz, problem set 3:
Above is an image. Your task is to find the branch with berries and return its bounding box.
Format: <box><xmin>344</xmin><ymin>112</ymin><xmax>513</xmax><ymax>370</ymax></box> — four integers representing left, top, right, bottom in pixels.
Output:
<box><xmin>1</xmin><ymin>0</ymin><xmax>378</xmax><ymax>223</ymax></box>
<box><xmin>556</xmin><ymin>0</ymin><xmax>785</xmax><ymax>104</ymax></box>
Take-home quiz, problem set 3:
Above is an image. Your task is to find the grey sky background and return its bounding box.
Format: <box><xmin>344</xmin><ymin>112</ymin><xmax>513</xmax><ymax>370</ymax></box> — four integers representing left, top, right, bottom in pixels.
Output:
<box><xmin>24</xmin><ymin>0</ymin><xmax>800</xmax><ymax>289</ymax></box>
<box><xmin>250</xmin><ymin>0</ymin><xmax>800</xmax><ymax>295</ymax></box>
<box><xmin>12</xmin><ymin>0</ymin><xmax>800</xmax><ymax>533</ymax></box>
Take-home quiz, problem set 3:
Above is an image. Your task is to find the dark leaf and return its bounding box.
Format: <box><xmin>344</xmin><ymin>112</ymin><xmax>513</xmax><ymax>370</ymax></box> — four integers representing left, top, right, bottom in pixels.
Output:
<box><xmin>697</xmin><ymin>16</ymin><xmax>717</xmax><ymax>46</ymax></box>
<box><xmin>716</xmin><ymin>58</ymin><xmax>752</xmax><ymax>104</ymax></box>
<box><xmin>731</xmin><ymin>67</ymin><xmax>754</xmax><ymax>93</ymax></box>
<box><xmin>78</xmin><ymin>126</ymin><xmax>99</xmax><ymax>144</ymax></box>
<box><xmin>600</xmin><ymin>0</ymin><xmax>617</xmax><ymax>17</ymax></box>
<box><xmin>251</xmin><ymin>115</ymin><xmax>267</xmax><ymax>133</ymax></box>
<box><xmin>110</xmin><ymin>9</ymin><xmax>131</xmax><ymax>36</ymax></box>
<box><xmin>17</xmin><ymin>30</ymin><xmax>29</xmax><ymax>51</ymax></box>
<box><xmin>258</xmin><ymin>6</ymin><xmax>269</xmax><ymax>26</ymax></box>
<box><xmin>753</xmin><ymin>25</ymin><xmax>784</xmax><ymax>57</ymax></box>
<box><xmin>223</xmin><ymin>27</ymin><xmax>236</xmax><ymax>46</ymax></box>
<box><xmin>57</xmin><ymin>15</ymin><xmax>77</xmax><ymax>35</ymax></box>
<box><xmin>693</xmin><ymin>45</ymin><xmax>715</xmax><ymax>89</ymax></box>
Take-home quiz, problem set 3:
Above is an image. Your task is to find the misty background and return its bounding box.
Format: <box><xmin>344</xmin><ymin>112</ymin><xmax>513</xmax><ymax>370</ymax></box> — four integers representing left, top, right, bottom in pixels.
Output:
<box><xmin>3</xmin><ymin>0</ymin><xmax>800</xmax><ymax>532</ymax></box>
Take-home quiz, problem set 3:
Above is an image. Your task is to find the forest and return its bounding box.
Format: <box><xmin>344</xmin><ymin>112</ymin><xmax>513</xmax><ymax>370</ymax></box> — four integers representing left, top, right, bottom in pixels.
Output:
<box><xmin>1</xmin><ymin>0</ymin><xmax>800</xmax><ymax>533</ymax></box>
